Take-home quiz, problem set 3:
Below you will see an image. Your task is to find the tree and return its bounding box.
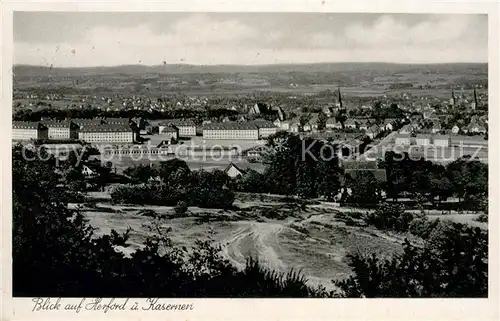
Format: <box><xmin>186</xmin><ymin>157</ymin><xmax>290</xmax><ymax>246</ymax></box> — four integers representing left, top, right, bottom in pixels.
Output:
<box><xmin>316</xmin><ymin>160</ymin><xmax>341</xmax><ymax>201</ymax></box>
<box><xmin>234</xmin><ymin>169</ymin><xmax>269</xmax><ymax>193</ymax></box>
<box><xmin>295</xmin><ymin>160</ymin><xmax>318</xmax><ymax>199</ymax></box>
<box><xmin>263</xmin><ymin>132</ymin><xmax>302</xmax><ymax>196</ymax></box>
<box><xmin>334</xmin><ymin>112</ymin><xmax>347</xmax><ymax>127</ymax></box>
<box><xmin>123</xmin><ymin>164</ymin><xmax>158</xmax><ymax>184</ymax></box>
<box><xmin>92</xmin><ymin>161</ymin><xmax>113</xmax><ymax>192</ymax></box>
<box><xmin>446</xmin><ymin>158</ymin><xmax>488</xmax><ymax>209</ymax></box>
<box><xmin>189</xmin><ymin>170</ymin><xmax>235</xmax><ymax>209</ymax></box>
<box><xmin>174</xmin><ymin>201</ymin><xmax>189</xmax><ymax>216</ymax></box>
<box><xmin>346</xmin><ymin>171</ymin><xmax>382</xmax><ymax>207</ymax></box>
<box><xmin>158</xmin><ymin>158</ymin><xmax>191</xmax><ymax>186</ymax></box>
<box><xmin>317</xmin><ymin>111</ymin><xmax>328</xmax><ymax>130</ymax></box>
<box><xmin>299</xmin><ymin>114</ymin><xmax>311</xmax><ymax>127</ymax></box>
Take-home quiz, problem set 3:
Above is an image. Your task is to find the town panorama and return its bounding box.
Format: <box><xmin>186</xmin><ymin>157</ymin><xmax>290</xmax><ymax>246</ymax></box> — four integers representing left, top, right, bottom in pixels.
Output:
<box><xmin>12</xmin><ymin>12</ymin><xmax>488</xmax><ymax>299</ymax></box>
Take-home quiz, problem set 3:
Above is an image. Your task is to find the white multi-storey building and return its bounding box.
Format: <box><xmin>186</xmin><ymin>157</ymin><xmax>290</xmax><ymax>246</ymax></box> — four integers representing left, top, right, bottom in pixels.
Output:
<box><xmin>203</xmin><ymin>122</ymin><xmax>259</xmax><ymax>140</ymax></box>
<box><xmin>159</xmin><ymin>119</ymin><xmax>196</xmax><ymax>136</ymax></box>
<box><xmin>159</xmin><ymin>125</ymin><xmax>179</xmax><ymax>141</ymax></box>
<box><xmin>12</xmin><ymin>121</ymin><xmax>49</xmax><ymax>141</ymax></box>
<box><xmin>41</xmin><ymin>120</ymin><xmax>78</xmax><ymax>140</ymax></box>
<box><xmin>78</xmin><ymin>124</ymin><xmax>134</xmax><ymax>143</ymax></box>
<box><xmin>253</xmin><ymin>120</ymin><xmax>278</xmax><ymax>138</ymax></box>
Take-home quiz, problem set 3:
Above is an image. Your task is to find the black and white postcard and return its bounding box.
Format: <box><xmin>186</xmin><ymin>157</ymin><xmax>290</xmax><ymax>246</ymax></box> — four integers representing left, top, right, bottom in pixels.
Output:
<box><xmin>1</xmin><ymin>1</ymin><xmax>498</xmax><ymax>320</ymax></box>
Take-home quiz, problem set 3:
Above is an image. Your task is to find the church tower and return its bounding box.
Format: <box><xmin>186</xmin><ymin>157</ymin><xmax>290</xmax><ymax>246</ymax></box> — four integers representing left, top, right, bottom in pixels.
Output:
<box><xmin>337</xmin><ymin>87</ymin><xmax>343</xmax><ymax>109</ymax></box>
<box><xmin>471</xmin><ymin>88</ymin><xmax>478</xmax><ymax>110</ymax></box>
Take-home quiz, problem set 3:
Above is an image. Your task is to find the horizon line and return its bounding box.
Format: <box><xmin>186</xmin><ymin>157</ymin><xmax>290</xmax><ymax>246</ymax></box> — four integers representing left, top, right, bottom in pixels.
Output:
<box><xmin>14</xmin><ymin>61</ymin><xmax>489</xmax><ymax>69</ymax></box>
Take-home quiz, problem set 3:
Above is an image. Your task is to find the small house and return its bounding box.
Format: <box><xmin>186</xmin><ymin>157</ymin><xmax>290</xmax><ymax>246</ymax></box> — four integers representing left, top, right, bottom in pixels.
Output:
<box><xmin>81</xmin><ymin>165</ymin><xmax>96</xmax><ymax>177</ymax></box>
<box><xmin>366</xmin><ymin>125</ymin><xmax>380</xmax><ymax>139</ymax></box>
<box><xmin>326</xmin><ymin>118</ymin><xmax>342</xmax><ymax>130</ymax></box>
<box><xmin>399</xmin><ymin>124</ymin><xmax>414</xmax><ymax>135</ymax></box>
<box><xmin>383</xmin><ymin>118</ymin><xmax>396</xmax><ymax>131</ymax></box>
<box><xmin>344</xmin><ymin>119</ymin><xmax>357</xmax><ymax>129</ymax></box>
<box><xmin>224</xmin><ymin>163</ymin><xmax>246</xmax><ymax>178</ymax></box>
<box><xmin>289</xmin><ymin>122</ymin><xmax>301</xmax><ymax>133</ymax></box>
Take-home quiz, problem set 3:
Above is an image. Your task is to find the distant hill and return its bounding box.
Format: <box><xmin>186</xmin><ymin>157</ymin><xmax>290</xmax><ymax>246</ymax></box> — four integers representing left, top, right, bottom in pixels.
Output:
<box><xmin>13</xmin><ymin>62</ymin><xmax>488</xmax><ymax>78</ymax></box>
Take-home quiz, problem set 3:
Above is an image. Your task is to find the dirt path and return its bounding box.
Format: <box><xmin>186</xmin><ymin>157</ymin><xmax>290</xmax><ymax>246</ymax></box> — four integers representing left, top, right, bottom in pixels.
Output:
<box><xmin>219</xmin><ymin>221</ymin><xmax>287</xmax><ymax>272</ymax></box>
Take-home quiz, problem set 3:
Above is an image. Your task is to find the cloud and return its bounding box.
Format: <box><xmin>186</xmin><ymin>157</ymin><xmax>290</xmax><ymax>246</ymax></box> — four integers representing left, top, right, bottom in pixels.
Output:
<box><xmin>345</xmin><ymin>15</ymin><xmax>472</xmax><ymax>46</ymax></box>
<box><xmin>14</xmin><ymin>13</ymin><xmax>487</xmax><ymax>67</ymax></box>
<box><xmin>166</xmin><ymin>14</ymin><xmax>258</xmax><ymax>45</ymax></box>
<box><xmin>311</xmin><ymin>14</ymin><xmax>484</xmax><ymax>49</ymax></box>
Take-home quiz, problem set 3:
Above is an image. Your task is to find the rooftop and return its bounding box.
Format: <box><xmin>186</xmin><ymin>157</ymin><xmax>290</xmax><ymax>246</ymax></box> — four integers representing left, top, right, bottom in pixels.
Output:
<box><xmin>396</xmin><ymin>133</ymin><xmax>411</xmax><ymax>139</ymax></box>
<box><xmin>252</xmin><ymin>119</ymin><xmax>277</xmax><ymax>128</ymax></box>
<box><xmin>105</xmin><ymin>118</ymin><xmax>131</xmax><ymax>124</ymax></box>
<box><xmin>224</xmin><ymin>162</ymin><xmax>266</xmax><ymax>175</ymax></box>
<box><xmin>40</xmin><ymin>120</ymin><xmax>74</xmax><ymax>128</ymax></box>
<box><xmin>161</xmin><ymin>125</ymin><xmax>178</xmax><ymax>133</ymax></box>
<box><xmin>13</xmin><ymin>121</ymin><xmax>45</xmax><ymax>130</ymax></box>
<box><xmin>159</xmin><ymin>119</ymin><xmax>196</xmax><ymax>127</ymax></box>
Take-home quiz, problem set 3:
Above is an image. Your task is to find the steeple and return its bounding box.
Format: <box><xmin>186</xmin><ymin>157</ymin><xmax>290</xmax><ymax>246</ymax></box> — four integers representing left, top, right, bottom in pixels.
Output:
<box><xmin>451</xmin><ymin>90</ymin><xmax>456</xmax><ymax>107</ymax></box>
<box><xmin>338</xmin><ymin>87</ymin><xmax>343</xmax><ymax>109</ymax></box>
<box><xmin>473</xmin><ymin>88</ymin><xmax>478</xmax><ymax>106</ymax></box>
<box><xmin>471</xmin><ymin>88</ymin><xmax>478</xmax><ymax>110</ymax></box>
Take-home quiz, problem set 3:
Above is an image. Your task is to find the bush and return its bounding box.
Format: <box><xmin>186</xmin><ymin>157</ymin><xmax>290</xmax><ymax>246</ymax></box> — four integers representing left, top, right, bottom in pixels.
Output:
<box><xmin>343</xmin><ymin>216</ymin><xmax>358</xmax><ymax>226</ymax></box>
<box><xmin>261</xmin><ymin>207</ymin><xmax>287</xmax><ymax>220</ymax></box>
<box><xmin>475</xmin><ymin>213</ymin><xmax>488</xmax><ymax>223</ymax></box>
<box><xmin>364</xmin><ymin>203</ymin><xmax>414</xmax><ymax>233</ymax></box>
<box><xmin>409</xmin><ymin>216</ymin><xmax>440</xmax><ymax>239</ymax></box>
<box><xmin>174</xmin><ymin>201</ymin><xmax>189</xmax><ymax>216</ymax></box>
<box><xmin>349</xmin><ymin>211</ymin><xmax>365</xmax><ymax>220</ymax></box>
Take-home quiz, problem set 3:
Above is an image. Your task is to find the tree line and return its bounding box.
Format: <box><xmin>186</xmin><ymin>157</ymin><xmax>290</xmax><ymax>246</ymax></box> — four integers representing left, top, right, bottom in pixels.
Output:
<box><xmin>234</xmin><ymin>132</ymin><xmax>487</xmax><ymax>211</ymax></box>
<box><xmin>383</xmin><ymin>151</ymin><xmax>487</xmax><ymax>211</ymax></box>
<box><xmin>13</xmin><ymin>107</ymin><xmax>239</xmax><ymax>124</ymax></box>
<box><xmin>113</xmin><ymin>160</ymin><xmax>235</xmax><ymax>209</ymax></box>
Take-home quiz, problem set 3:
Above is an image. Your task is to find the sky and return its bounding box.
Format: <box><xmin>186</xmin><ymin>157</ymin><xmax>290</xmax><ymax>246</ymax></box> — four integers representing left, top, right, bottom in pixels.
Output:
<box><xmin>13</xmin><ymin>12</ymin><xmax>488</xmax><ymax>67</ymax></box>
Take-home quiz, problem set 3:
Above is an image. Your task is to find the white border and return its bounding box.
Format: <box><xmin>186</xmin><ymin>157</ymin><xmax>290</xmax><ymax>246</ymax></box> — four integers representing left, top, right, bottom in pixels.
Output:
<box><xmin>1</xmin><ymin>1</ymin><xmax>499</xmax><ymax>320</ymax></box>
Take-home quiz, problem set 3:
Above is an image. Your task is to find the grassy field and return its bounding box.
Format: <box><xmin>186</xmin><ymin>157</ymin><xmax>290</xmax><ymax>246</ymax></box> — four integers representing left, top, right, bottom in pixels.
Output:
<box><xmin>78</xmin><ymin>193</ymin><xmax>435</xmax><ymax>289</ymax></box>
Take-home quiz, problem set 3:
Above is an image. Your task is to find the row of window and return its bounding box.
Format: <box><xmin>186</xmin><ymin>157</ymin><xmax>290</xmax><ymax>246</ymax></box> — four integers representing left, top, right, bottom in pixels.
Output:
<box><xmin>79</xmin><ymin>133</ymin><xmax>134</xmax><ymax>142</ymax></box>
<box><xmin>204</xmin><ymin>130</ymin><xmax>258</xmax><ymax>134</ymax></box>
<box><xmin>12</xmin><ymin>129</ymin><xmax>44</xmax><ymax>140</ymax></box>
